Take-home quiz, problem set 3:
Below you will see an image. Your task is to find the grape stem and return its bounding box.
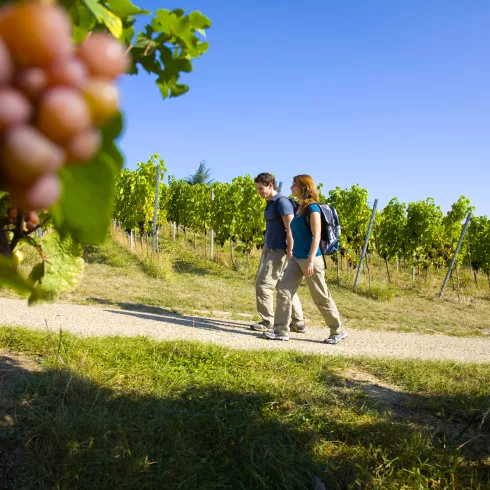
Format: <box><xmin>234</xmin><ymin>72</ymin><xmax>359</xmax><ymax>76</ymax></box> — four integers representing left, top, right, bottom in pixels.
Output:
<box><xmin>23</xmin><ymin>234</ymin><xmax>43</xmax><ymax>256</ymax></box>
<box><xmin>0</xmin><ymin>214</ymin><xmax>48</xmax><ymax>257</ymax></box>
<box><xmin>24</xmin><ymin>218</ymin><xmax>48</xmax><ymax>237</ymax></box>
<box><xmin>143</xmin><ymin>40</ymin><xmax>154</xmax><ymax>56</ymax></box>
<box><xmin>9</xmin><ymin>209</ymin><xmax>25</xmax><ymax>253</ymax></box>
<box><xmin>0</xmin><ymin>229</ymin><xmax>10</xmax><ymax>257</ymax></box>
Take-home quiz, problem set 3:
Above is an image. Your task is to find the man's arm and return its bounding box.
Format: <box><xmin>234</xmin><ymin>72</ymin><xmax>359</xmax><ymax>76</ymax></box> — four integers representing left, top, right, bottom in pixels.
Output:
<box><xmin>282</xmin><ymin>213</ymin><xmax>294</xmax><ymax>260</ymax></box>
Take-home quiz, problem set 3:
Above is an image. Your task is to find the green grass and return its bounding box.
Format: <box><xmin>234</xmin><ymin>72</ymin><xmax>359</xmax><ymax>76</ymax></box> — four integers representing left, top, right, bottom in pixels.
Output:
<box><xmin>68</xmin><ymin>236</ymin><xmax>490</xmax><ymax>337</ymax></box>
<box><xmin>0</xmin><ymin>327</ymin><xmax>489</xmax><ymax>489</ymax></box>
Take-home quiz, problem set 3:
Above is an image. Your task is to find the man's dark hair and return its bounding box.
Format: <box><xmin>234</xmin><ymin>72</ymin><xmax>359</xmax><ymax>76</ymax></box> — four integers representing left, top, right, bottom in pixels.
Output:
<box><xmin>254</xmin><ymin>173</ymin><xmax>277</xmax><ymax>190</ymax></box>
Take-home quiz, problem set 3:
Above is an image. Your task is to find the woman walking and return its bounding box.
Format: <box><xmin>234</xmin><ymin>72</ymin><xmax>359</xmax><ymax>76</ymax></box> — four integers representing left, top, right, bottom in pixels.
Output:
<box><xmin>264</xmin><ymin>174</ymin><xmax>348</xmax><ymax>344</ymax></box>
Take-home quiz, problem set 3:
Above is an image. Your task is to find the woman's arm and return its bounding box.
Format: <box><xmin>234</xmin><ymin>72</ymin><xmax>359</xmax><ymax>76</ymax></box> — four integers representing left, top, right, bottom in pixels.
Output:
<box><xmin>306</xmin><ymin>210</ymin><xmax>321</xmax><ymax>277</ymax></box>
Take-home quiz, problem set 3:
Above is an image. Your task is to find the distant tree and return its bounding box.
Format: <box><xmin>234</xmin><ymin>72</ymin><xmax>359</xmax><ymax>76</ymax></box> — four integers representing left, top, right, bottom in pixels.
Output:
<box><xmin>187</xmin><ymin>161</ymin><xmax>213</xmax><ymax>185</ymax></box>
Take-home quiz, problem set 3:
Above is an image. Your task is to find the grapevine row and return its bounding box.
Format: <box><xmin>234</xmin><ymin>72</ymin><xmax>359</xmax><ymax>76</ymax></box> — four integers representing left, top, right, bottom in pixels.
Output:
<box><xmin>114</xmin><ymin>158</ymin><xmax>490</xmax><ymax>280</ymax></box>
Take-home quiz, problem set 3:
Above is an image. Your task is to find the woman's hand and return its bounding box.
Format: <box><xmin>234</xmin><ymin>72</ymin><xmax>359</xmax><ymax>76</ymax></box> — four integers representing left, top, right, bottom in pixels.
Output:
<box><xmin>305</xmin><ymin>259</ymin><xmax>314</xmax><ymax>277</ymax></box>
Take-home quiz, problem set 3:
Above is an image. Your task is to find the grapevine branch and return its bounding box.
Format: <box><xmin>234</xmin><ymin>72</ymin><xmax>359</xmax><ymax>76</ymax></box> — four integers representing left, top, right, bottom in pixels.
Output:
<box><xmin>9</xmin><ymin>209</ymin><xmax>25</xmax><ymax>253</ymax></box>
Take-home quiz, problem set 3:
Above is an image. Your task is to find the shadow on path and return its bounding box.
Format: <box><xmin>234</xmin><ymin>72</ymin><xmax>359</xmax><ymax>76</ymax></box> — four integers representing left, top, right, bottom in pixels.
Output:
<box><xmin>0</xmin><ymin>343</ymin><xmax>488</xmax><ymax>489</ymax></box>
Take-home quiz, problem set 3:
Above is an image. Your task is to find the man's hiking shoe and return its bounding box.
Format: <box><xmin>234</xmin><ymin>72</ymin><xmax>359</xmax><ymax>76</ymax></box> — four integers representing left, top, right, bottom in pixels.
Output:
<box><xmin>263</xmin><ymin>330</ymin><xmax>289</xmax><ymax>341</ymax></box>
<box><xmin>290</xmin><ymin>324</ymin><xmax>307</xmax><ymax>334</ymax></box>
<box><xmin>324</xmin><ymin>331</ymin><xmax>348</xmax><ymax>345</ymax></box>
<box><xmin>250</xmin><ymin>321</ymin><xmax>272</xmax><ymax>332</ymax></box>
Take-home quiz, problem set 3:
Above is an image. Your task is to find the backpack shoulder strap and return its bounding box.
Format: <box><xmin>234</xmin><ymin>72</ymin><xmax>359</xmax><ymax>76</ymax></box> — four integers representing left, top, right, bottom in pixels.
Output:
<box><xmin>274</xmin><ymin>195</ymin><xmax>292</xmax><ymax>221</ymax></box>
<box><xmin>274</xmin><ymin>196</ymin><xmax>287</xmax><ymax>221</ymax></box>
<box><xmin>304</xmin><ymin>202</ymin><xmax>316</xmax><ymax>227</ymax></box>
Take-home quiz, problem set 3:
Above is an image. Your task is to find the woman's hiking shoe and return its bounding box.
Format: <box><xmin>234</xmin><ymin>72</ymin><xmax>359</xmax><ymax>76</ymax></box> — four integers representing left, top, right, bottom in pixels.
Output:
<box><xmin>263</xmin><ymin>330</ymin><xmax>289</xmax><ymax>341</ymax></box>
<box><xmin>324</xmin><ymin>331</ymin><xmax>348</xmax><ymax>345</ymax></box>
<box><xmin>250</xmin><ymin>321</ymin><xmax>272</xmax><ymax>332</ymax></box>
<box><xmin>290</xmin><ymin>324</ymin><xmax>307</xmax><ymax>333</ymax></box>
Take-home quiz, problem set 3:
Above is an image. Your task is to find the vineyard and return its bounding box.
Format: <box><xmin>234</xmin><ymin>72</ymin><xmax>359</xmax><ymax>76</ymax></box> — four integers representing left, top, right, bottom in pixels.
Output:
<box><xmin>1</xmin><ymin>2</ymin><xmax>490</xmax><ymax>489</ymax></box>
<box><xmin>114</xmin><ymin>155</ymin><xmax>490</xmax><ymax>295</ymax></box>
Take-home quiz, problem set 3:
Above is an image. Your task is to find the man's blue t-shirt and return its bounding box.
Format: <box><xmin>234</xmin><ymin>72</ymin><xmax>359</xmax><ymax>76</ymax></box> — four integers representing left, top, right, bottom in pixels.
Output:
<box><xmin>264</xmin><ymin>193</ymin><xmax>294</xmax><ymax>250</ymax></box>
<box><xmin>291</xmin><ymin>204</ymin><xmax>322</xmax><ymax>259</ymax></box>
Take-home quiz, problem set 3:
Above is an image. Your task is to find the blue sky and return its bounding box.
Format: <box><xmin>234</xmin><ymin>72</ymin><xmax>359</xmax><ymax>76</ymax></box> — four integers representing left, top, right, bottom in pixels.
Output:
<box><xmin>118</xmin><ymin>0</ymin><xmax>490</xmax><ymax>216</ymax></box>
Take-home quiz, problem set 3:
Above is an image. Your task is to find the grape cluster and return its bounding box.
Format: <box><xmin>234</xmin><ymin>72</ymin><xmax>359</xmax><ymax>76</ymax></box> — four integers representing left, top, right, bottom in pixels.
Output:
<box><xmin>0</xmin><ymin>1</ymin><xmax>128</xmax><ymax>211</ymax></box>
<box><xmin>6</xmin><ymin>207</ymin><xmax>38</xmax><ymax>231</ymax></box>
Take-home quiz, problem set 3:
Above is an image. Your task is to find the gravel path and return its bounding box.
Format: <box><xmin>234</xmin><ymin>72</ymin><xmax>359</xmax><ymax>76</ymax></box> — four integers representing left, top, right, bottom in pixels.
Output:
<box><xmin>1</xmin><ymin>298</ymin><xmax>489</xmax><ymax>363</ymax></box>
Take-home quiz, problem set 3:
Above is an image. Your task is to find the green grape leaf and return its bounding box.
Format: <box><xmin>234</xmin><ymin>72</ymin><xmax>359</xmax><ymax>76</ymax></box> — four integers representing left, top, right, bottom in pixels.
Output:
<box><xmin>28</xmin><ymin>233</ymin><xmax>84</xmax><ymax>305</ymax></box>
<box><xmin>152</xmin><ymin>9</ymin><xmax>174</xmax><ymax>34</ymax></box>
<box><xmin>0</xmin><ymin>255</ymin><xmax>33</xmax><ymax>295</ymax></box>
<box><xmin>152</xmin><ymin>9</ymin><xmax>209</xmax><ymax>57</ymax></box>
<box><xmin>83</xmin><ymin>0</ymin><xmax>123</xmax><ymax>39</ymax></box>
<box><xmin>70</xmin><ymin>2</ymin><xmax>97</xmax><ymax>43</ymax></box>
<box><xmin>108</xmin><ymin>0</ymin><xmax>150</xmax><ymax>17</ymax></box>
<box><xmin>122</xmin><ymin>25</ymin><xmax>136</xmax><ymax>45</ymax></box>
<box><xmin>189</xmin><ymin>11</ymin><xmax>211</xmax><ymax>29</ymax></box>
<box><xmin>51</xmin><ymin>114</ymin><xmax>124</xmax><ymax>244</ymax></box>
<box><xmin>172</xmin><ymin>8</ymin><xmax>185</xmax><ymax>17</ymax></box>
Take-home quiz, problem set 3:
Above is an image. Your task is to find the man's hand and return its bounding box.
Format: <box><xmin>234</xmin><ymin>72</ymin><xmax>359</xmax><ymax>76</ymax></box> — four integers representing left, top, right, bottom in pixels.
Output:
<box><xmin>287</xmin><ymin>248</ymin><xmax>293</xmax><ymax>261</ymax></box>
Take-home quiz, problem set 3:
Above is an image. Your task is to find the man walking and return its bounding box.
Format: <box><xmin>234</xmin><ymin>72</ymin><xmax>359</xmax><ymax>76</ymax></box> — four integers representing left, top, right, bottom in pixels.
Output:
<box><xmin>250</xmin><ymin>173</ymin><xmax>305</xmax><ymax>333</ymax></box>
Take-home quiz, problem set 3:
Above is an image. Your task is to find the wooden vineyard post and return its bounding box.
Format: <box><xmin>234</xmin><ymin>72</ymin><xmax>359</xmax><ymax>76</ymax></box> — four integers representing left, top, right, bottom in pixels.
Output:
<box><xmin>365</xmin><ymin>253</ymin><xmax>371</xmax><ymax>289</ymax></box>
<box><xmin>337</xmin><ymin>250</ymin><xmax>341</xmax><ymax>285</ymax></box>
<box><xmin>151</xmin><ymin>163</ymin><xmax>161</xmax><ymax>254</ymax></box>
<box><xmin>354</xmin><ymin>199</ymin><xmax>378</xmax><ymax>289</ymax></box>
<box><xmin>210</xmin><ymin>189</ymin><xmax>215</xmax><ymax>260</ymax></box>
<box><xmin>385</xmin><ymin>257</ymin><xmax>391</xmax><ymax>283</ymax></box>
<box><xmin>467</xmin><ymin>227</ymin><xmax>473</xmax><ymax>275</ymax></box>
<box><xmin>439</xmin><ymin>213</ymin><xmax>472</xmax><ymax>298</ymax></box>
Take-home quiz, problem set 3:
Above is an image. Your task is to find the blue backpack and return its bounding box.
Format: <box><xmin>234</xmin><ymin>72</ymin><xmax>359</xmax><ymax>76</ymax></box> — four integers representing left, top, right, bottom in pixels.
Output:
<box><xmin>273</xmin><ymin>197</ymin><xmax>341</xmax><ymax>256</ymax></box>
<box><xmin>304</xmin><ymin>203</ymin><xmax>341</xmax><ymax>256</ymax></box>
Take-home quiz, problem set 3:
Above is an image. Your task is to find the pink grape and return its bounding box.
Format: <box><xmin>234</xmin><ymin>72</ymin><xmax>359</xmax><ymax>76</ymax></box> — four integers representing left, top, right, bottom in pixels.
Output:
<box><xmin>21</xmin><ymin>173</ymin><xmax>61</xmax><ymax>210</ymax></box>
<box><xmin>0</xmin><ymin>88</ymin><xmax>32</xmax><ymax>132</ymax></box>
<box><xmin>65</xmin><ymin>128</ymin><xmax>101</xmax><ymax>164</ymax></box>
<box><xmin>78</xmin><ymin>33</ymin><xmax>129</xmax><ymax>80</ymax></box>
<box><xmin>36</xmin><ymin>87</ymin><xmax>92</xmax><ymax>143</ymax></box>
<box><xmin>81</xmin><ymin>78</ymin><xmax>119</xmax><ymax>125</ymax></box>
<box><xmin>8</xmin><ymin>207</ymin><xmax>17</xmax><ymax>220</ymax></box>
<box><xmin>25</xmin><ymin>210</ymin><xmax>39</xmax><ymax>226</ymax></box>
<box><xmin>0</xmin><ymin>2</ymin><xmax>72</xmax><ymax>67</ymax></box>
<box><xmin>1</xmin><ymin>126</ymin><xmax>65</xmax><ymax>184</ymax></box>
<box><xmin>14</xmin><ymin>67</ymin><xmax>48</xmax><ymax>100</ymax></box>
<box><xmin>47</xmin><ymin>57</ymin><xmax>88</xmax><ymax>88</ymax></box>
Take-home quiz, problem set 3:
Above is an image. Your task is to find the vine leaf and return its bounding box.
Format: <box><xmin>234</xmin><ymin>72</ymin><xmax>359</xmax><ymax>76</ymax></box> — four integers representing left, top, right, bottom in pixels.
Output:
<box><xmin>0</xmin><ymin>255</ymin><xmax>33</xmax><ymax>296</ymax></box>
<box><xmin>108</xmin><ymin>0</ymin><xmax>150</xmax><ymax>17</ymax></box>
<box><xmin>28</xmin><ymin>233</ymin><xmax>85</xmax><ymax>305</ymax></box>
<box><xmin>83</xmin><ymin>0</ymin><xmax>123</xmax><ymax>39</ymax></box>
<box><xmin>50</xmin><ymin>114</ymin><xmax>124</xmax><ymax>245</ymax></box>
